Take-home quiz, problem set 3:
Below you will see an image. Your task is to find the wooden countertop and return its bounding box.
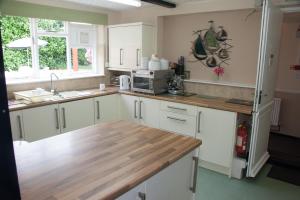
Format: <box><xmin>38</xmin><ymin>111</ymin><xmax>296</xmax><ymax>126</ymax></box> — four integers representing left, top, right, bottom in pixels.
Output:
<box><xmin>14</xmin><ymin>121</ymin><xmax>202</xmax><ymax>200</ymax></box>
<box><xmin>9</xmin><ymin>87</ymin><xmax>252</xmax><ymax>115</ymax></box>
<box><xmin>119</xmin><ymin>90</ymin><xmax>253</xmax><ymax>115</ymax></box>
<box><xmin>8</xmin><ymin>87</ymin><xmax>119</xmax><ymax>112</ymax></box>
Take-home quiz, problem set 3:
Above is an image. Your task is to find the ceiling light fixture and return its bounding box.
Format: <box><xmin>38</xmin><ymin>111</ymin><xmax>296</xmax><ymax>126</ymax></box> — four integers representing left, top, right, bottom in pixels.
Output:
<box><xmin>107</xmin><ymin>0</ymin><xmax>141</xmax><ymax>7</ymax></box>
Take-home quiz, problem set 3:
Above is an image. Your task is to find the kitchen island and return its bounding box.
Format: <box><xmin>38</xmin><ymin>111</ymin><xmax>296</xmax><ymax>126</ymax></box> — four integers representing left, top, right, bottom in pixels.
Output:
<box><xmin>14</xmin><ymin>121</ymin><xmax>201</xmax><ymax>200</ymax></box>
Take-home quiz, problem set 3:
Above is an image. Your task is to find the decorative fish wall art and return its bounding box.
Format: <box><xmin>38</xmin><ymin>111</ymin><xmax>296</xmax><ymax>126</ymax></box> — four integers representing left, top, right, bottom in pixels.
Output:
<box><xmin>190</xmin><ymin>21</ymin><xmax>233</xmax><ymax>78</ymax></box>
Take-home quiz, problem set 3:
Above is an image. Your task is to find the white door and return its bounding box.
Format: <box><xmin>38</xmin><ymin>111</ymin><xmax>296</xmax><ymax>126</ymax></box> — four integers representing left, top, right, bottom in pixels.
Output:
<box><xmin>247</xmin><ymin>0</ymin><xmax>283</xmax><ymax>177</ymax></box>
<box><xmin>146</xmin><ymin>150</ymin><xmax>197</xmax><ymax>200</ymax></box>
<box><xmin>9</xmin><ymin>111</ymin><xmax>24</xmax><ymax>141</ymax></box>
<box><xmin>120</xmin><ymin>94</ymin><xmax>140</xmax><ymax>123</ymax></box>
<box><xmin>60</xmin><ymin>98</ymin><xmax>94</xmax><ymax>133</ymax></box>
<box><xmin>22</xmin><ymin>105</ymin><xmax>60</xmax><ymax>142</ymax></box>
<box><xmin>94</xmin><ymin>94</ymin><xmax>120</xmax><ymax>123</ymax></box>
<box><xmin>139</xmin><ymin>97</ymin><xmax>160</xmax><ymax>128</ymax></box>
<box><xmin>196</xmin><ymin>107</ymin><xmax>237</xmax><ymax>172</ymax></box>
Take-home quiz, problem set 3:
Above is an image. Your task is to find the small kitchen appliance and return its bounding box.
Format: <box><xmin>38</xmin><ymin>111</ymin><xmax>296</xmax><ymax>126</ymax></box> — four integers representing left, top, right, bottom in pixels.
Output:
<box><xmin>119</xmin><ymin>75</ymin><xmax>131</xmax><ymax>90</ymax></box>
<box><xmin>131</xmin><ymin>69</ymin><xmax>173</xmax><ymax>94</ymax></box>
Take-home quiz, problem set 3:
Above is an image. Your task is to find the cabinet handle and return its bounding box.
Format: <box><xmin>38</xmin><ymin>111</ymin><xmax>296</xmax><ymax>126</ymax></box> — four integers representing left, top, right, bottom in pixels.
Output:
<box><xmin>96</xmin><ymin>101</ymin><xmax>100</xmax><ymax>120</ymax></box>
<box><xmin>167</xmin><ymin>116</ymin><xmax>186</xmax><ymax>122</ymax></box>
<box><xmin>120</xmin><ymin>48</ymin><xmax>123</xmax><ymax>65</ymax></box>
<box><xmin>17</xmin><ymin>115</ymin><xmax>23</xmax><ymax>140</ymax></box>
<box><xmin>197</xmin><ymin>111</ymin><xmax>202</xmax><ymax>133</ymax></box>
<box><xmin>138</xmin><ymin>192</ymin><xmax>146</xmax><ymax>200</ymax></box>
<box><xmin>134</xmin><ymin>100</ymin><xmax>138</xmax><ymax>118</ymax></box>
<box><xmin>136</xmin><ymin>48</ymin><xmax>140</xmax><ymax>66</ymax></box>
<box><xmin>55</xmin><ymin>108</ymin><xmax>59</xmax><ymax>130</ymax></box>
<box><xmin>167</xmin><ymin>106</ymin><xmax>187</xmax><ymax>111</ymax></box>
<box><xmin>62</xmin><ymin>108</ymin><xmax>66</xmax><ymax>128</ymax></box>
<box><xmin>190</xmin><ymin>156</ymin><xmax>199</xmax><ymax>193</ymax></box>
<box><xmin>139</xmin><ymin>100</ymin><xmax>143</xmax><ymax>119</ymax></box>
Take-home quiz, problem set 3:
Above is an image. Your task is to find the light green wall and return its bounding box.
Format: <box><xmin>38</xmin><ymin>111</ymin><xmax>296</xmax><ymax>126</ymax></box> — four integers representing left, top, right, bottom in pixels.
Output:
<box><xmin>0</xmin><ymin>0</ymin><xmax>108</xmax><ymax>25</ymax></box>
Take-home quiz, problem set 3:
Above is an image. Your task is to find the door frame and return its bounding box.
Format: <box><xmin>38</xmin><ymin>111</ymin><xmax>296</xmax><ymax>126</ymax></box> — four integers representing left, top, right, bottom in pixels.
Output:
<box><xmin>0</xmin><ymin>26</ymin><xmax>21</xmax><ymax>199</ymax></box>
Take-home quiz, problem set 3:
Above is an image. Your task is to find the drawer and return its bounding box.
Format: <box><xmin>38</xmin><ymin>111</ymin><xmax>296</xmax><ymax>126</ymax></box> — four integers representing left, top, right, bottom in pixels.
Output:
<box><xmin>160</xmin><ymin>101</ymin><xmax>197</xmax><ymax>116</ymax></box>
<box><xmin>159</xmin><ymin>111</ymin><xmax>197</xmax><ymax>137</ymax></box>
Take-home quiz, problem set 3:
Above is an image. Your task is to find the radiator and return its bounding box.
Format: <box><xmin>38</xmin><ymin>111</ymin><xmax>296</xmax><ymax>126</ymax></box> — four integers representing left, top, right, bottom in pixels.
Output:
<box><xmin>271</xmin><ymin>98</ymin><xmax>281</xmax><ymax>126</ymax></box>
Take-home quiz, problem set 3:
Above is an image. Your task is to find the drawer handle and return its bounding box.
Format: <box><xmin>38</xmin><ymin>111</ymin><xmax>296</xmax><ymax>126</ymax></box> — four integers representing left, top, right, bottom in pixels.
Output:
<box><xmin>139</xmin><ymin>100</ymin><xmax>143</xmax><ymax>119</ymax></box>
<box><xmin>62</xmin><ymin>107</ymin><xmax>66</xmax><ymax>128</ymax></box>
<box><xmin>55</xmin><ymin>108</ymin><xmax>59</xmax><ymax>130</ymax></box>
<box><xmin>96</xmin><ymin>101</ymin><xmax>100</xmax><ymax>120</ymax></box>
<box><xmin>197</xmin><ymin>111</ymin><xmax>202</xmax><ymax>133</ymax></box>
<box><xmin>167</xmin><ymin>116</ymin><xmax>186</xmax><ymax>122</ymax></box>
<box><xmin>167</xmin><ymin>106</ymin><xmax>187</xmax><ymax>111</ymax></box>
<box><xmin>190</xmin><ymin>156</ymin><xmax>199</xmax><ymax>193</ymax></box>
<box><xmin>17</xmin><ymin>115</ymin><xmax>23</xmax><ymax>140</ymax></box>
<box><xmin>134</xmin><ymin>100</ymin><xmax>138</xmax><ymax>118</ymax></box>
<box><xmin>138</xmin><ymin>192</ymin><xmax>146</xmax><ymax>200</ymax></box>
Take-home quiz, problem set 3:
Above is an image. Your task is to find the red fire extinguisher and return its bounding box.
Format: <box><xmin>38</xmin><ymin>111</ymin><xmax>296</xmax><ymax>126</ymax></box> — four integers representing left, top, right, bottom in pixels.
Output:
<box><xmin>236</xmin><ymin>123</ymin><xmax>248</xmax><ymax>157</ymax></box>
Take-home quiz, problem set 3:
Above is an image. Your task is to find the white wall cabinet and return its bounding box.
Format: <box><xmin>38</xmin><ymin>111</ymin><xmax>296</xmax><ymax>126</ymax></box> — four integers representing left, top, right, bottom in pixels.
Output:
<box><xmin>196</xmin><ymin>107</ymin><xmax>237</xmax><ymax>174</ymax></box>
<box><xmin>9</xmin><ymin>111</ymin><xmax>24</xmax><ymax>141</ymax></box>
<box><xmin>120</xmin><ymin>95</ymin><xmax>160</xmax><ymax>128</ymax></box>
<box><xmin>108</xmin><ymin>23</ymin><xmax>154</xmax><ymax>70</ymax></box>
<box><xmin>115</xmin><ymin>150</ymin><xmax>198</xmax><ymax>200</ymax></box>
<box><xmin>59</xmin><ymin>98</ymin><xmax>95</xmax><ymax>133</ymax></box>
<box><xmin>94</xmin><ymin>94</ymin><xmax>120</xmax><ymax>123</ymax></box>
<box><xmin>22</xmin><ymin>104</ymin><xmax>60</xmax><ymax>142</ymax></box>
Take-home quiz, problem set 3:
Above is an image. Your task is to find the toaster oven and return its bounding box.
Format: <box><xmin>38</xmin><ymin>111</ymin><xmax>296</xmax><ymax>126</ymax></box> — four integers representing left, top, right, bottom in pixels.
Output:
<box><xmin>131</xmin><ymin>70</ymin><xmax>173</xmax><ymax>94</ymax></box>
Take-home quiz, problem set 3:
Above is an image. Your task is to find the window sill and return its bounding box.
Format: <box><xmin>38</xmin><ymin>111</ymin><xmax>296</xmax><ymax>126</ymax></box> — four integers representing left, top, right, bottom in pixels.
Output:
<box><xmin>6</xmin><ymin>73</ymin><xmax>105</xmax><ymax>86</ymax></box>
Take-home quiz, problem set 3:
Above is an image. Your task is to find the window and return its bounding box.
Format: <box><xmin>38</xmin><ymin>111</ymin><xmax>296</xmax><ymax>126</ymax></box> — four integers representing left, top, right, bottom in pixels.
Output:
<box><xmin>1</xmin><ymin>16</ymin><xmax>103</xmax><ymax>83</ymax></box>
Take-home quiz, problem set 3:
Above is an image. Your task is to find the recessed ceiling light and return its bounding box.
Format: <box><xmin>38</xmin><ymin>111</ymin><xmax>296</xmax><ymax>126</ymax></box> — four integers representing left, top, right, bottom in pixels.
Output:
<box><xmin>107</xmin><ymin>0</ymin><xmax>141</xmax><ymax>7</ymax></box>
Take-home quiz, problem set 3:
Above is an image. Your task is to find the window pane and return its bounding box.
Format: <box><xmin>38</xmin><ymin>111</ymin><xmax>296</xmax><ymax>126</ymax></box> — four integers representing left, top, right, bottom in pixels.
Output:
<box><xmin>39</xmin><ymin>36</ymin><xmax>67</xmax><ymax>71</ymax></box>
<box><xmin>37</xmin><ymin>19</ymin><xmax>65</xmax><ymax>33</ymax></box>
<box><xmin>1</xmin><ymin>16</ymin><xmax>33</xmax><ymax>80</ymax></box>
<box><xmin>71</xmin><ymin>48</ymin><xmax>93</xmax><ymax>72</ymax></box>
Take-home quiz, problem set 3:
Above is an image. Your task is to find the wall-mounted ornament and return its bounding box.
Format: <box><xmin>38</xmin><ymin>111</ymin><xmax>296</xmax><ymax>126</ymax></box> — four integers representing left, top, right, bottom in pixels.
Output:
<box><xmin>189</xmin><ymin>21</ymin><xmax>233</xmax><ymax>78</ymax></box>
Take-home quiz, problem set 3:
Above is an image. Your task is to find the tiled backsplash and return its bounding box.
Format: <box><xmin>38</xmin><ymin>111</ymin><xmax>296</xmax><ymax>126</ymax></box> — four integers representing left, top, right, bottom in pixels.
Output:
<box><xmin>184</xmin><ymin>81</ymin><xmax>255</xmax><ymax>101</ymax></box>
<box><xmin>6</xmin><ymin>76</ymin><xmax>108</xmax><ymax>100</ymax></box>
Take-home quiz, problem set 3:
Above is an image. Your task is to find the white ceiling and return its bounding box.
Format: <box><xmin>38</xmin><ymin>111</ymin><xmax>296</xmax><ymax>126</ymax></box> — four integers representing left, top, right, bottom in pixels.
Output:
<box><xmin>61</xmin><ymin>0</ymin><xmax>205</xmax><ymax>11</ymax></box>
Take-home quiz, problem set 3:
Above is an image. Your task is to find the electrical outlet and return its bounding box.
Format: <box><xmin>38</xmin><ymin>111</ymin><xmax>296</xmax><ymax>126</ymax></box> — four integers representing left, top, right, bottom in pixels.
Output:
<box><xmin>296</xmin><ymin>71</ymin><xmax>300</xmax><ymax>80</ymax></box>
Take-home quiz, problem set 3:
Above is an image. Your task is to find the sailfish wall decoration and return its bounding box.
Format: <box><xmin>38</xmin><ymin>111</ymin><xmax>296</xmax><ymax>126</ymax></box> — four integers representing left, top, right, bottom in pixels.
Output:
<box><xmin>190</xmin><ymin>21</ymin><xmax>233</xmax><ymax>77</ymax></box>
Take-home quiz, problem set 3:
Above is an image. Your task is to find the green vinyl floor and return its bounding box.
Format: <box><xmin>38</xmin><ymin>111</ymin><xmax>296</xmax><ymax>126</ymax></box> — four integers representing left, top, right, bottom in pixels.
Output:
<box><xmin>196</xmin><ymin>165</ymin><xmax>300</xmax><ymax>200</ymax></box>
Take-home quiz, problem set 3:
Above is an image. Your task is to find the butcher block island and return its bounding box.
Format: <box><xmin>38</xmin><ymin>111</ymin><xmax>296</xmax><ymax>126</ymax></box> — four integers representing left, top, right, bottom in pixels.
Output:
<box><xmin>14</xmin><ymin>121</ymin><xmax>202</xmax><ymax>200</ymax></box>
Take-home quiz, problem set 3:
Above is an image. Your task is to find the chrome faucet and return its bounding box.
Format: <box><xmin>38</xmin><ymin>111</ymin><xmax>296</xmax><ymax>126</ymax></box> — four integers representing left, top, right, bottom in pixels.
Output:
<box><xmin>50</xmin><ymin>73</ymin><xmax>59</xmax><ymax>95</ymax></box>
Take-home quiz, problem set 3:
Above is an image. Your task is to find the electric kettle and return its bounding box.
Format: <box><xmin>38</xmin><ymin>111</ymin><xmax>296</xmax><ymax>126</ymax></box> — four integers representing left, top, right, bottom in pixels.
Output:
<box><xmin>119</xmin><ymin>75</ymin><xmax>131</xmax><ymax>90</ymax></box>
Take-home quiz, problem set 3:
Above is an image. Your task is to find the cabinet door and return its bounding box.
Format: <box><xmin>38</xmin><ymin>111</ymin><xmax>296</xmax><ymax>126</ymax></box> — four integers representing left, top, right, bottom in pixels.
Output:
<box><xmin>22</xmin><ymin>104</ymin><xmax>60</xmax><ymax>142</ymax></box>
<box><xmin>116</xmin><ymin>183</ymin><xmax>146</xmax><ymax>200</ymax></box>
<box><xmin>109</xmin><ymin>27</ymin><xmax>124</xmax><ymax>68</ymax></box>
<box><xmin>60</xmin><ymin>98</ymin><xmax>94</xmax><ymax>133</ymax></box>
<box><xmin>196</xmin><ymin>107</ymin><xmax>237</xmax><ymax>169</ymax></box>
<box><xmin>120</xmin><ymin>94</ymin><xmax>140</xmax><ymax>123</ymax></box>
<box><xmin>94</xmin><ymin>94</ymin><xmax>120</xmax><ymax>123</ymax></box>
<box><xmin>9</xmin><ymin>111</ymin><xmax>24</xmax><ymax>141</ymax></box>
<box><xmin>147</xmin><ymin>150</ymin><xmax>197</xmax><ymax>200</ymax></box>
<box><xmin>139</xmin><ymin>97</ymin><xmax>160</xmax><ymax>129</ymax></box>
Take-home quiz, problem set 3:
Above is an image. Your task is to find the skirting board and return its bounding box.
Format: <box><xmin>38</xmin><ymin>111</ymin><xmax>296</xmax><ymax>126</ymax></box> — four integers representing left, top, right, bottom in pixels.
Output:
<box><xmin>199</xmin><ymin>160</ymin><xmax>231</xmax><ymax>177</ymax></box>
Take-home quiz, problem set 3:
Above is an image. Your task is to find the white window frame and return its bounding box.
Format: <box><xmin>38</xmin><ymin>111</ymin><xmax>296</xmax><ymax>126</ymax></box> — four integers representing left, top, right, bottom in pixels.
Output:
<box><xmin>29</xmin><ymin>18</ymin><xmax>99</xmax><ymax>78</ymax></box>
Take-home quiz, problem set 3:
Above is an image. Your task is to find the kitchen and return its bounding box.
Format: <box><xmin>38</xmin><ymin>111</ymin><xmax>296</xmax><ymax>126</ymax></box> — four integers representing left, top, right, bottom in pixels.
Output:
<box><xmin>0</xmin><ymin>0</ymin><xmax>300</xmax><ymax>200</ymax></box>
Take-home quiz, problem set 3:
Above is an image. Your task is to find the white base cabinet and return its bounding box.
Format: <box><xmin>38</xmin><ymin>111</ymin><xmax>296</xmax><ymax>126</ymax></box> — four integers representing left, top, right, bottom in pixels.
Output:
<box><xmin>22</xmin><ymin>104</ymin><xmax>60</xmax><ymax>142</ymax></box>
<box><xmin>9</xmin><ymin>111</ymin><xmax>24</xmax><ymax>141</ymax></box>
<box><xmin>196</xmin><ymin>107</ymin><xmax>237</xmax><ymax>174</ymax></box>
<box><xmin>59</xmin><ymin>98</ymin><xmax>95</xmax><ymax>133</ymax></box>
<box><xmin>120</xmin><ymin>94</ymin><xmax>160</xmax><ymax>129</ymax></box>
<box><xmin>116</xmin><ymin>150</ymin><xmax>198</xmax><ymax>200</ymax></box>
<box><xmin>94</xmin><ymin>94</ymin><xmax>120</xmax><ymax>123</ymax></box>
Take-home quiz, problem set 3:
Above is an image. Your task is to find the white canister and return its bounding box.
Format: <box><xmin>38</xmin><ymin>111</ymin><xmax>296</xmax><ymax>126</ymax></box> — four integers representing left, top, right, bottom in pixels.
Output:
<box><xmin>160</xmin><ymin>58</ymin><xmax>169</xmax><ymax>70</ymax></box>
<box><xmin>141</xmin><ymin>57</ymin><xmax>149</xmax><ymax>70</ymax></box>
<box><xmin>148</xmin><ymin>54</ymin><xmax>161</xmax><ymax>70</ymax></box>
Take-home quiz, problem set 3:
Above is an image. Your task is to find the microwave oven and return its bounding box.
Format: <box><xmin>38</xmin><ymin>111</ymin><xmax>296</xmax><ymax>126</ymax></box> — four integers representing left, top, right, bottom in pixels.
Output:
<box><xmin>131</xmin><ymin>70</ymin><xmax>173</xmax><ymax>94</ymax></box>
